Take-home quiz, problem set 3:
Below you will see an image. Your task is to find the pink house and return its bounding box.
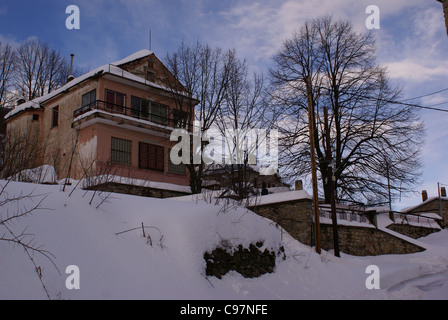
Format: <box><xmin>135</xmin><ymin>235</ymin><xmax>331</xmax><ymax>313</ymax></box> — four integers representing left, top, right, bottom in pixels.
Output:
<box><xmin>5</xmin><ymin>50</ymin><xmax>197</xmax><ymax>195</ymax></box>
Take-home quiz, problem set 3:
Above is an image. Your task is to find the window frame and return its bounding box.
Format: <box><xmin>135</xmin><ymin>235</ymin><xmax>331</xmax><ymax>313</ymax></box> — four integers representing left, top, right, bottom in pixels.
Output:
<box><xmin>51</xmin><ymin>106</ymin><xmax>59</xmax><ymax>128</ymax></box>
<box><xmin>168</xmin><ymin>148</ymin><xmax>186</xmax><ymax>175</ymax></box>
<box><xmin>139</xmin><ymin>142</ymin><xmax>164</xmax><ymax>172</ymax></box>
<box><xmin>150</xmin><ymin>102</ymin><xmax>168</xmax><ymax>125</ymax></box>
<box><xmin>82</xmin><ymin>89</ymin><xmax>96</xmax><ymax>108</ymax></box>
<box><xmin>131</xmin><ymin>96</ymin><xmax>150</xmax><ymax>119</ymax></box>
<box><xmin>105</xmin><ymin>90</ymin><xmax>126</xmax><ymax>114</ymax></box>
<box><xmin>173</xmin><ymin>109</ymin><xmax>190</xmax><ymax>129</ymax></box>
<box><xmin>110</xmin><ymin>137</ymin><xmax>132</xmax><ymax>166</ymax></box>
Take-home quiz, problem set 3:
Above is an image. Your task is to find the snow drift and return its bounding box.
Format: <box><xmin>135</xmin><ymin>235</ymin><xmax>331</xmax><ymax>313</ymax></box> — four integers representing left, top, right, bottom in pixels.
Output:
<box><xmin>1</xmin><ymin>180</ymin><xmax>448</xmax><ymax>300</ymax></box>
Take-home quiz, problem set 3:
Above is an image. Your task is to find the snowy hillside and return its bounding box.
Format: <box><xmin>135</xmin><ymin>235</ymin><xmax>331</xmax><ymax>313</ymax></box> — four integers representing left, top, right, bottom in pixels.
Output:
<box><xmin>1</xmin><ymin>180</ymin><xmax>448</xmax><ymax>300</ymax></box>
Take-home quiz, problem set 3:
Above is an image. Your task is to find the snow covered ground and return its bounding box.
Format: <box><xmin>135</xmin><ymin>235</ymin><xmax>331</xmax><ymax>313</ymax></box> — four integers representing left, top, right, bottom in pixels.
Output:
<box><xmin>1</xmin><ymin>180</ymin><xmax>447</xmax><ymax>300</ymax></box>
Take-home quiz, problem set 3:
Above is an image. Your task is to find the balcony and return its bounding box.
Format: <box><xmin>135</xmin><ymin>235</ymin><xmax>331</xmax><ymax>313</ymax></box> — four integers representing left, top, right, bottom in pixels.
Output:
<box><xmin>73</xmin><ymin>100</ymin><xmax>190</xmax><ymax>132</ymax></box>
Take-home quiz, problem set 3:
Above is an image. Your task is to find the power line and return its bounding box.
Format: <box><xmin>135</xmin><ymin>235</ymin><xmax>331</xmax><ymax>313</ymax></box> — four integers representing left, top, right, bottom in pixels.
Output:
<box><xmin>402</xmin><ymin>87</ymin><xmax>448</xmax><ymax>101</ymax></box>
<box><xmin>312</xmin><ymin>84</ymin><xmax>448</xmax><ymax>114</ymax></box>
<box><xmin>378</xmin><ymin>98</ymin><xmax>448</xmax><ymax>113</ymax></box>
<box><xmin>425</xmin><ymin>101</ymin><xmax>448</xmax><ymax>107</ymax></box>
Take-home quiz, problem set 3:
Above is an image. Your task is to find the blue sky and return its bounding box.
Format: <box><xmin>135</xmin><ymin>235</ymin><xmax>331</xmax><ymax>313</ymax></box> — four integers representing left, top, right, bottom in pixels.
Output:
<box><xmin>1</xmin><ymin>0</ymin><xmax>447</xmax><ymax>209</ymax></box>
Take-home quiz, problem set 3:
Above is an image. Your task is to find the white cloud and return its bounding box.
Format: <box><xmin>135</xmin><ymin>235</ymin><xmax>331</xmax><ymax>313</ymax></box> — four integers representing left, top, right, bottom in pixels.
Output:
<box><xmin>0</xmin><ymin>34</ymin><xmax>21</xmax><ymax>49</ymax></box>
<box><xmin>385</xmin><ymin>59</ymin><xmax>448</xmax><ymax>82</ymax></box>
<box><xmin>209</xmin><ymin>0</ymin><xmax>432</xmax><ymax>71</ymax></box>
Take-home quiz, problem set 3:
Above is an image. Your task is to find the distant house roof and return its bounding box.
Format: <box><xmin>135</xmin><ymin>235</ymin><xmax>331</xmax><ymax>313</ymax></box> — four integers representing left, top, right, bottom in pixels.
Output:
<box><xmin>401</xmin><ymin>196</ymin><xmax>448</xmax><ymax>213</ymax></box>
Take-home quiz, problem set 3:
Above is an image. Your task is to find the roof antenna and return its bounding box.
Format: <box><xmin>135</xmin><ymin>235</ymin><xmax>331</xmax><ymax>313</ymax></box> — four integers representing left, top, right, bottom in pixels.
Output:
<box><xmin>149</xmin><ymin>28</ymin><xmax>152</xmax><ymax>51</ymax></box>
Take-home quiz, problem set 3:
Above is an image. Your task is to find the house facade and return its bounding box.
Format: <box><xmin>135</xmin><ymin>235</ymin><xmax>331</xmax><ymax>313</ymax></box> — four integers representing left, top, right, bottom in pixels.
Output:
<box><xmin>5</xmin><ymin>50</ymin><xmax>197</xmax><ymax>191</ymax></box>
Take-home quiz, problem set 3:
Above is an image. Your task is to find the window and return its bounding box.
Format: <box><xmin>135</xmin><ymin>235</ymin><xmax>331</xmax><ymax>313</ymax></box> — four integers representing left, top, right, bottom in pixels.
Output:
<box><xmin>131</xmin><ymin>96</ymin><xmax>150</xmax><ymax>119</ymax></box>
<box><xmin>173</xmin><ymin>109</ymin><xmax>190</xmax><ymax>129</ymax></box>
<box><xmin>139</xmin><ymin>142</ymin><xmax>164</xmax><ymax>171</ymax></box>
<box><xmin>82</xmin><ymin>90</ymin><xmax>96</xmax><ymax>108</ymax></box>
<box><xmin>32</xmin><ymin>114</ymin><xmax>39</xmax><ymax>121</ymax></box>
<box><xmin>168</xmin><ymin>149</ymin><xmax>186</xmax><ymax>175</ymax></box>
<box><xmin>106</xmin><ymin>90</ymin><xmax>126</xmax><ymax>114</ymax></box>
<box><xmin>51</xmin><ymin>106</ymin><xmax>59</xmax><ymax>128</ymax></box>
<box><xmin>151</xmin><ymin>102</ymin><xmax>168</xmax><ymax>125</ymax></box>
<box><xmin>111</xmin><ymin>137</ymin><xmax>132</xmax><ymax>165</ymax></box>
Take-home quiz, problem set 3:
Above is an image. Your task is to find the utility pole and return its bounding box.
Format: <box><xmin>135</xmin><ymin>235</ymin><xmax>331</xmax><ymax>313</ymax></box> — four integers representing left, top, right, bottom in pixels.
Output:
<box><xmin>324</xmin><ymin>106</ymin><xmax>340</xmax><ymax>257</ymax></box>
<box><xmin>438</xmin><ymin>182</ymin><xmax>442</xmax><ymax>222</ymax></box>
<box><xmin>386</xmin><ymin>160</ymin><xmax>392</xmax><ymax>211</ymax></box>
<box><xmin>305</xmin><ymin>75</ymin><xmax>321</xmax><ymax>254</ymax></box>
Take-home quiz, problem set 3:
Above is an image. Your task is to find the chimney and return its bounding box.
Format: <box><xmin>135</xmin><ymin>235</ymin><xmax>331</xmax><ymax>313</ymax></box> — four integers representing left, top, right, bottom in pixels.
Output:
<box><xmin>67</xmin><ymin>54</ymin><xmax>75</xmax><ymax>83</ymax></box>
<box><xmin>441</xmin><ymin>187</ymin><xmax>447</xmax><ymax>197</ymax></box>
<box><xmin>422</xmin><ymin>190</ymin><xmax>428</xmax><ymax>202</ymax></box>
<box><xmin>295</xmin><ymin>180</ymin><xmax>303</xmax><ymax>191</ymax></box>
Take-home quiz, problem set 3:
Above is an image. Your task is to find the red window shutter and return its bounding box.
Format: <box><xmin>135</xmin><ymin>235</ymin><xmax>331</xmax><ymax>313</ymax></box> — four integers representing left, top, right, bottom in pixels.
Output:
<box><xmin>116</xmin><ymin>93</ymin><xmax>125</xmax><ymax>106</ymax></box>
<box><xmin>156</xmin><ymin>146</ymin><xmax>164</xmax><ymax>171</ymax></box>
<box><xmin>106</xmin><ymin>91</ymin><xmax>114</xmax><ymax>103</ymax></box>
<box><xmin>139</xmin><ymin>142</ymin><xmax>149</xmax><ymax>169</ymax></box>
<box><xmin>139</xmin><ymin>142</ymin><xmax>164</xmax><ymax>171</ymax></box>
<box><xmin>147</xmin><ymin>144</ymin><xmax>155</xmax><ymax>169</ymax></box>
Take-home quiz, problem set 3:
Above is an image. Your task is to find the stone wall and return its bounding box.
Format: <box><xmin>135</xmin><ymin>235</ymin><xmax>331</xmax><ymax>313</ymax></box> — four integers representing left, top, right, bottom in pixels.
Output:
<box><xmin>87</xmin><ymin>182</ymin><xmax>190</xmax><ymax>199</ymax></box>
<box><xmin>248</xmin><ymin>199</ymin><xmax>314</xmax><ymax>246</ymax></box>
<box><xmin>319</xmin><ymin>224</ymin><xmax>425</xmax><ymax>256</ymax></box>
<box><xmin>386</xmin><ymin>223</ymin><xmax>440</xmax><ymax>239</ymax></box>
<box><xmin>248</xmin><ymin>198</ymin><xmax>425</xmax><ymax>256</ymax></box>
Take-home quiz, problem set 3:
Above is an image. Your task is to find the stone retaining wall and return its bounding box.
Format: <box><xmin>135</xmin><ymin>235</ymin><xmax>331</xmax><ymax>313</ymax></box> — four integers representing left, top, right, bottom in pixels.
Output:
<box><xmin>319</xmin><ymin>224</ymin><xmax>425</xmax><ymax>256</ymax></box>
<box><xmin>386</xmin><ymin>223</ymin><xmax>440</xmax><ymax>239</ymax></box>
<box><xmin>248</xmin><ymin>198</ymin><xmax>426</xmax><ymax>256</ymax></box>
<box><xmin>86</xmin><ymin>182</ymin><xmax>191</xmax><ymax>198</ymax></box>
<box><xmin>248</xmin><ymin>199</ymin><xmax>314</xmax><ymax>246</ymax></box>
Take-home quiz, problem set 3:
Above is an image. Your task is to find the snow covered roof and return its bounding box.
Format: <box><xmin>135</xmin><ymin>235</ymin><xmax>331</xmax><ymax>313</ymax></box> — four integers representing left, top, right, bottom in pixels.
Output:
<box><xmin>401</xmin><ymin>196</ymin><xmax>448</xmax><ymax>213</ymax></box>
<box><xmin>5</xmin><ymin>50</ymin><xmax>158</xmax><ymax>120</ymax></box>
<box><xmin>248</xmin><ymin>190</ymin><xmax>312</xmax><ymax>207</ymax></box>
<box><xmin>112</xmin><ymin>49</ymin><xmax>153</xmax><ymax>66</ymax></box>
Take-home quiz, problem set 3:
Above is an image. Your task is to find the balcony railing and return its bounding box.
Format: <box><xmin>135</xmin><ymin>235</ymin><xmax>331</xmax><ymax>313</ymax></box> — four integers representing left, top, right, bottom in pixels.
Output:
<box><xmin>390</xmin><ymin>211</ymin><xmax>442</xmax><ymax>228</ymax></box>
<box><xmin>73</xmin><ymin>100</ymin><xmax>190</xmax><ymax>129</ymax></box>
<box><xmin>319</xmin><ymin>205</ymin><xmax>373</xmax><ymax>225</ymax></box>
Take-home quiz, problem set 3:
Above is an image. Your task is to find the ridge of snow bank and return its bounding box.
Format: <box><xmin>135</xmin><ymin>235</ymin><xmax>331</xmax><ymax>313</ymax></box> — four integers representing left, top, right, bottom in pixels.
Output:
<box><xmin>1</xmin><ymin>180</ymin><xmax>448</xmax><ymax>300</ymax></box>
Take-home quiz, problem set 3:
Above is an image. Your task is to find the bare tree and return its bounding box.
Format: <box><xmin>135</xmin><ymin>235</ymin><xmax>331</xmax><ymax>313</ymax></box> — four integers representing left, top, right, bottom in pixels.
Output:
<box><xmin>0</xmin><ymin>42</ymin><xmax>15</xmax><ymax>162</ymax></box>
<box><xmin>0</xmin><ymin>178</ymin><xmax>58</xmax><ymax>299</ymax></box>
<box><xmin>15</xmin><ymin>39</ymin><xmax>70</xmax><ymax>101</ymax></box>
<box><xmin>269</xmin><ymin>16</ymin><xmax>425</xmax><ymax>205</ymax></box>
<box><xmin>165</xmin><ymin>41</ymin><xmax>233</xmax><ymax>194</ymax></box>
<box><xmin>0</xmin><ymin>42</ymin><xmax>15</xmax><ymax>108</ymax></box>
<box><xmin>215</xmin><ymin>50</ymin><xmax>266</xmax><ymax>199</ymax></box>
<box><xmin>0</xmin><ymin>126</ymin><xmax>46</xmax><ymax>180</ymax></box>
